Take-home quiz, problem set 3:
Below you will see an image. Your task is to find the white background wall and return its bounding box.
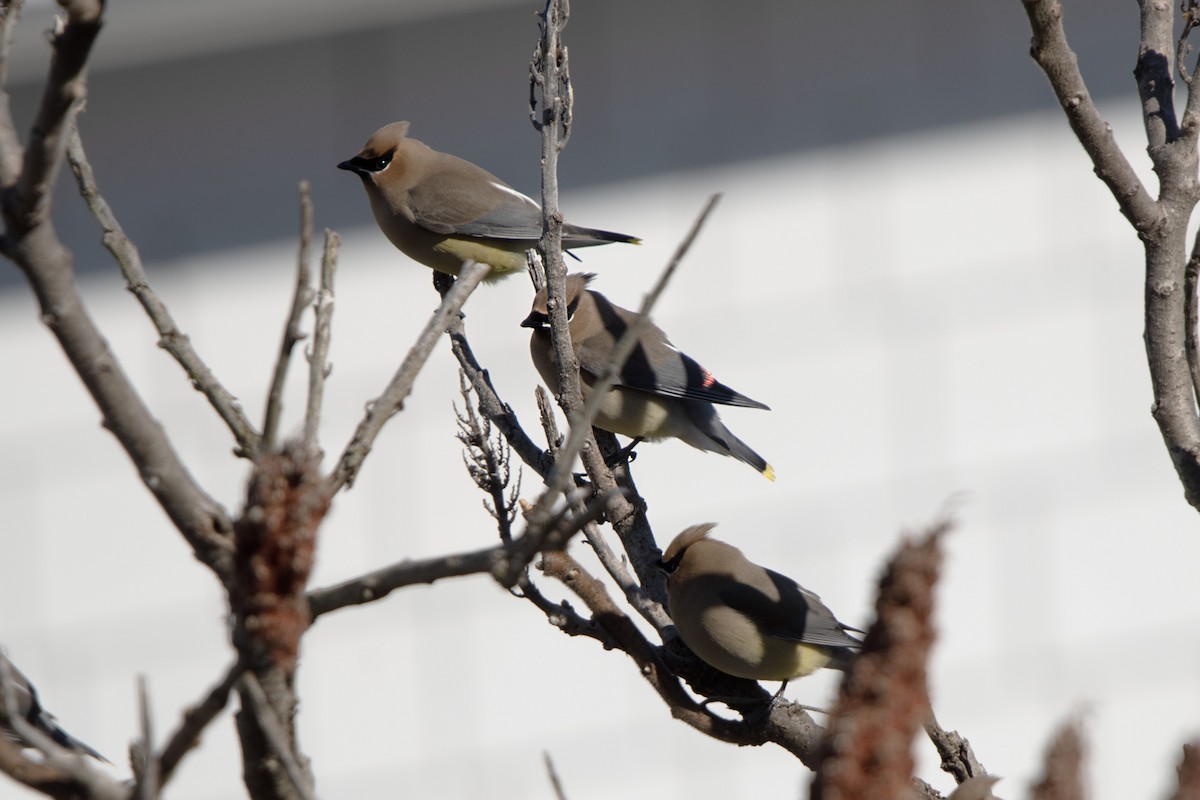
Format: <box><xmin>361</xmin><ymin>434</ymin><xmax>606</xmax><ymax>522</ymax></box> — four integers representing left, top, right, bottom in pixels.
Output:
<box><xmin>3</xmin><ymin>2</ymin><xmax>1199</xmax><ymax>799</ymax></box>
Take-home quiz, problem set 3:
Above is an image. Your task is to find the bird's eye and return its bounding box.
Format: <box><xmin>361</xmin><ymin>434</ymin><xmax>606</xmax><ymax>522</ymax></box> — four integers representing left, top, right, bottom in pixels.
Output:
<box><xmin>366</xmin><ymin>153</ymin><xmax>392</xmax><ymax>172</ymax></box>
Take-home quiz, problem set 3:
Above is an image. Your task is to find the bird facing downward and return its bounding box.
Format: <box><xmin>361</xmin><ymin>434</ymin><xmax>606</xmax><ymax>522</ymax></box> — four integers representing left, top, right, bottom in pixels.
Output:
<box><xmin>658</xmin><ymin>524</ymin><xmax>861</xmax><ymax>691</ymax></box>
<box><xmin>338</xmin><ymin>121</ymin><xmax>640</xmax><ymax>280</ymax></box>
<box><xmin>0</xmin><ymin>654</ymin><xmax>108</xmax><ymax>762</ymax></box>
<box><xmin>521</xmin><ymin>273</ymin><xmax>775</xmax><ymax>479</ymax></box>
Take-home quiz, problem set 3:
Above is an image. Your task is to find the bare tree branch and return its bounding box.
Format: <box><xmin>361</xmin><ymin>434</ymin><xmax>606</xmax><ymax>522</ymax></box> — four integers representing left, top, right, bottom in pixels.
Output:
<box><xmin>925</xmin><ymin>712</ymin><xmax>989</xmax><ymax>786</ymax></box>
<box><xmin>327</xmin><ymin>259</ymin><xmax>489</xmax><ymax>493</ymax></box>
<box><xmin>132</xmin><ymin>676</ymin><xmax>157</xmax><ymax>800</ymax></box>
<box><xmin>237</xmin><ymin>674</ymin><xmax>314</xmax><ymax>800</ymax></box>
<box><xmin>1136</xmin><ymin>2</ymin><xmax>1182</xmax><ymax>149</ymax></box>
<box><xmin>263</xmin><ymin>182</ymin><xmax>315</xmax><ymax>452</ymax></box>
<box><xmin>0</xmin><ymin>0</ymin><xmax>236</xmax><ymax>584</ymax></box>
<box><xmin>528</xmin><ymin>0</ymin><xmax>669</xmax><ymax>614</ymax></box>
<box><xmin>512</xmin><ymin>575</ymin><xmax>612</xmax><ymax>646</ymax></box>
<box><xmin>543</xmin><ymin>751</ymin><xmax>568</xmax><ymax>800</ymax></box>
<box><xmin>535</xmin><ymin>193</ymin><xmax>720</xmax><ymax>513</ymax></box>
<box><xmin>66</xmin><ymin>125</ymin><xmax>261</xmax><ymax>458</ymax></box>
<box><xmin>307</xmin><ymin>496</ymin><xmax>606</xmax><ymax>620</ymax></box>
<box><xmin>1168</xmin><ymin>741</ymin><xmax>1200</xmax><ymax>800</ymax></box>
<box><xmin>529</xmin><ymin>0</ymin><xmax>590</xmax><ymax>502</ymax></box>
<box><xmin>304</xmin><ymin>229</ymin><xmax>338</xmax><ymax>456</ymax></box>
<box><xmin>1187</xmin><ymin>254</ymin><xmax>1200</xmax><ymax>405</ymax></box>
<box><xmin>455</xmin><ymin>370</ymin><xmax>520</xmax><ymax>542</ymax></box>
<box><xmin>0</xmin><ymin>0</ymin><xmax>25</xmax><ymax>185</ymax></box>
<box><xmin>1023</xmin><ymin>1</ymin><xmax>1200</xmax><ymax>510</ymax></box>
<box><xmin>539</xmin><ymin>550</ymin><xmax>784</xmax><ymax>750</ymax></box>
<box><xmin>309</xmin><ymin>542</ymin><xmax>509</xmax><ymax>620</ymax></box>
<box><xmin>157</xmin><ymin>657</ymin><xmax>246</xmax><ymax>788</ymax></box>
<box><xmin>1021</xmin><ymin>0</ymin><xmax>1159</xmax><ymax>231</ymax></box>
<box><xmin>578</xmin><ymin>518</ymin><xmax>670</xmax><ymax>631</ymax></box>
<box><xmin>1180</xmin><ymin>11</ymin><xmax>1200</xmax><ymax>127</ymax></box>
<box><xmin>8</xmin><ymin>0</ymin><xmax>102</xmax><ymax>229</ymax></box>
<box><xmin>444</xmin><ymin>301</ymin><xmax>555</xmax><ymax>479</ymax></box>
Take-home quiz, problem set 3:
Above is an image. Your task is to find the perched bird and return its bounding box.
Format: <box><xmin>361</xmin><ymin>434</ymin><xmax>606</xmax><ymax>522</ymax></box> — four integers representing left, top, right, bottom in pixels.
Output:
<box><xmin>0</xmin><ymin>654</ymin><xmax>108</xmax><ymax>762</ymax></box>
<box><xmin>522</xmin><ymin>273</ymin><xmax>775</xmax><ymax>478</ymax></box>
<box><xmin>947</xmin><ymin>776</ymin><xmax>1003</xmax><ymax>800</ymax></box>
<box><xmin>658</xmin><ymin>524</ymin><xmax>861</xmax><ymax>695</ymax></box>
<box><xmin>338</xmin><ymin>121</ymin><xmax>639</xmax><ymax>280</ymax></box>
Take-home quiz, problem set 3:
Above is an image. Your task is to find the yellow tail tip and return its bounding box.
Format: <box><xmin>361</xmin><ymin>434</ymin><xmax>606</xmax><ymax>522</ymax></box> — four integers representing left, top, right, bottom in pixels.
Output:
<box><xmin>762</xmin><ymin>464</ymin><xmax>776</xmax><ymax>482</ymax></box>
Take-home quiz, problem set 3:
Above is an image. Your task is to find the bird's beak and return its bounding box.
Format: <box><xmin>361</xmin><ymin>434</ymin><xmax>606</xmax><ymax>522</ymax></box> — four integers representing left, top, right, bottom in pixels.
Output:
<box><xmin>337</xmin><ymin>157</ymin><xmax>370</xmax><ymax>176</ymax></box>
<box><xmin>520</xmin><ymin>312</ymin><xmax>542</xmax><ymax>329</ymax></box>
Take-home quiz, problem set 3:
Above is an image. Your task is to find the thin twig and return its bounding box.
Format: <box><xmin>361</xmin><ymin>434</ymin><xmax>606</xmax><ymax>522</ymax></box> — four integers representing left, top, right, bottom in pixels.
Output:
<box><xmin>529</xmin><ymin>195</ymin><xmax>723</xmax><ymax>606</ymax></box>
<box><xmin>263</xmin><ymin>182</ymin><xmax>315</xmax><ymax>452</ymax></box>
<box><xmin>544</xmin><ymin>751</ymin><xmax>569</xmax><ymax>800</ymax></box>
<box><xmin>8</xmin><ymin>0</ymin><xmax>102</xmax><ymax>230</ymax></box>
<box><xmin>514</xmin><ymin>577</ymin><xmax>611</xmax><ymax>646</ymax></box>
<box><xmin>135</xmin><ymin>676</ymin><xmax>158</xmax><ymax>800</ymax></box>
<box><xmin>327</xmin><ymin>259</ymin><xmax>490</xmax><ymax>493</ymax></box>
<box><xmin>527</xmin><ymin>0</ymin><xmax>666</xmax><ymax>607</ymax></box>
<box><xmin>304</xmin><ymin>229</ymin><xmax>339</xmax><ymax>456</ymax></box>
<box><xmin>308</xmin><ymin>543</ymin><xmax>507</xmax><ymax>620</ymax></box>
<box><xmin>498</xmin><ymin>486</ymin><xmax>616</xmax><ymax>587</ymax></box>
<box><xmin>536</xmin><ymin>384</ymin><xmax>561</xmax><ymax>453</ymax></box>
<box><xmin>579</xmin><ymin>519</ymin><xmax>670</xmax><ymax>631</ymax></box>
<box><xmin>539</xmin><ymin>550</ymin><xmax>764</xmax><ymax>747</ymax></box>
<box><xmin>238</xmin><ymin>674</ymin><xmax>315</xmax><ymax>800</ymax></box>
<box><xmin>1168</xmin><ymin>741</ymin><xmax>1200</xmax><ymax>800</ymax></box>
<box><xmin>1182</xmin><ymin>2</ymin><xmax>1200</xmax><ymax>154</ymax></box>
<box><xmin>157</xmin><ymin>657</ymin><xmax>246</xmax><ymax>787</ymax></box>
<box><xmin>531</xmin><ymin>382</ymin><xmax>667</xmax><ymax>629</ymax></box>
<box><xmin>1186</xmin><ymin>253</ymin><xmax>1200</xmax><ymax>404</ymax></box>
<box><xmin>1177</xmin><ymin>1</ymin><xmax>1200</xmax><ymax>84</ymax></box>
<box><xmin>308</xmin><ymin>496</ymin><xmax>607</xmax><ymax>620</ymax></box>
<box><xmin>0</xmin><ymin>0</ymin><xmax>25</xmax><ymax>185</ymax></box>
<box><xmin>66</xmin><ymin>126</ymin><xmax>262</xmax><ymax>458</ymax></box>
<box><xmin>540</xmin><ymin>193</ymin><xmax>720</xmax><ymax>506</ymax></box>
<box><xmin>444</xmin><ymin>298</ymin><xmax>554</xmax><ymax>479</ymax></box>
<box><xmin>529</xmin><ymin>0</ymin><xmax>587</xmax><ymax>529</ymax></box>
<box><xmin>455</xmin><ymin>370</ymin><xmax>520</xmax><ymax>543</ymax></box>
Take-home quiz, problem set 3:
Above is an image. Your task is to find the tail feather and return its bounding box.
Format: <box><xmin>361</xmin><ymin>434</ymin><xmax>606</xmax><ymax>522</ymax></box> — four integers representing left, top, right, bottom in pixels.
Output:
<box><xmin>562</xmin><ymin>223</ymin><xmax>641</xmax><ymax>248</ymax></box>
<box><xmin>685</xmin><ymin>406</ymin><xmax>774</xmax><ymax>480</ymax></box>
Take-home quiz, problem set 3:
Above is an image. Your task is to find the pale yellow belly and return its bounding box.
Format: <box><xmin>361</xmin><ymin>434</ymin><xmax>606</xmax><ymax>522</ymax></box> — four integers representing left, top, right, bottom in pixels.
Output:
<box><xmin>681</xmin><ymin>604</ymin><xmax>833</xmax><ymax>681</ymax></box>
<box><xmin>591</xmin><ymin>386</ymin><xmax>679</xmax><ymax>439</ymax></box>
<box><xmin>369</xmin><ymin>196</ymin><xmax>527</xmax><ymax>278</ymax></box>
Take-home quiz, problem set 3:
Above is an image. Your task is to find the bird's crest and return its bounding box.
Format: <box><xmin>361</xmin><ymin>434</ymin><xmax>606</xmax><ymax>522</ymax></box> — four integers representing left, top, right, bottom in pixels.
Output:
<box><xmin>661</xmin><ymin>522</ymin><xmax>718</xmax><ymax>565</ymax></box>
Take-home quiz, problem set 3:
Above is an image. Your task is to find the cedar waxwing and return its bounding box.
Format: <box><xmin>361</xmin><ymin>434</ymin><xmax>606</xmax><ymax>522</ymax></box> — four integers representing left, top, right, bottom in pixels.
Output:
<box><xmin>521</xmin><ymin>273</ymin><xmax>775</xmax><ymax>479</ymax></box>
<box><xmin>947</xmin><ymin>776</ymin><xmax>1003</xmax><ymax>800</ymax></box>
<box><xmin>0</xmin><ymin>654</ymin><xmax>108</xmax><ymax>762</ymax></box>
<box><xmin>338</xmin><ymin>122</ymin><xmax>640</xmax><ymax>280</ymax></box>
<box><xmin>657</xmin><ymin>524</ymin><xmax>861</xmax><ymax>693</ymax></box>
